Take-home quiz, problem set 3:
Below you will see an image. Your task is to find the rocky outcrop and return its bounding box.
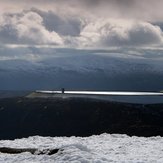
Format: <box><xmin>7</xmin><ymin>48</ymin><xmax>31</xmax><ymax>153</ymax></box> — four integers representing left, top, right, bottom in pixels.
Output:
<box><xmin>0</xmin><ymin>147</ymin><xmax>60</xmax><ymax>155</ymax></box>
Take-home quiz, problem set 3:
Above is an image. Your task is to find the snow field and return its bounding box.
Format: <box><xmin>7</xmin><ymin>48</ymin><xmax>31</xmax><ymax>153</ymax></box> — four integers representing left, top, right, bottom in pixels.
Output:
<box><xmin>0</xmin><ymin>134</ymin><xmax>163</xmax><ymax>162</ymax></box>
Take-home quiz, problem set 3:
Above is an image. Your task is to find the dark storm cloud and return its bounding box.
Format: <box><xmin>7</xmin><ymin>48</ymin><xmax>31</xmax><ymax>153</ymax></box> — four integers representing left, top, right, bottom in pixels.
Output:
<box><xmin>30</xmin><ymin>8</ymin><xmax>83</xmax><ymax>36</ymax></box>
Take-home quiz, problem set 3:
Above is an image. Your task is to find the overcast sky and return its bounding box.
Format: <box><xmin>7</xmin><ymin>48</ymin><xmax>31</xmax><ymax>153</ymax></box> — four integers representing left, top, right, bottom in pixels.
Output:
<box><xmin>1</xmin><ymin>0</ymin><xmax>163</xmax><ymax>20</ymax></box>
<box><xmin>0</xmin><ymin>0</ymin><xmax>163</xmax><ymax>48</ymax></box>
<box><xmin>0</xmin><ymin>0</ymin><xmax>163</xmax><ymax>63</ymax></box>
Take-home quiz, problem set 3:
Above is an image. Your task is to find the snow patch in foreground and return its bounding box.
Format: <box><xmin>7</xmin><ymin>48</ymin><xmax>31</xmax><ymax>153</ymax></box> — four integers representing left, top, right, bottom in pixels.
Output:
<box><xmin>0</xmin><ymin>134</ymin><xmax>163</xmax><ymax>162</ymax></box>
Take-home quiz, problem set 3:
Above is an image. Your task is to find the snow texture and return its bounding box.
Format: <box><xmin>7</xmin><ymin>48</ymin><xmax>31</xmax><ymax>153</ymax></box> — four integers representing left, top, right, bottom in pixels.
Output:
<box><xmin>0</xmin><ymin>134</ymin><xmax>163</xmax><ymax>162</ymax></box>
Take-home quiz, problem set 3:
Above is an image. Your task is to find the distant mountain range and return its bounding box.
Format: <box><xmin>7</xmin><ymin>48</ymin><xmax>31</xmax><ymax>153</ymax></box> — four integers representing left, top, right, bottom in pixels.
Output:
<box><xmin>0</xmin><ymin>50</ymin><xmax>163</xmax><ymax>91</ymax></box>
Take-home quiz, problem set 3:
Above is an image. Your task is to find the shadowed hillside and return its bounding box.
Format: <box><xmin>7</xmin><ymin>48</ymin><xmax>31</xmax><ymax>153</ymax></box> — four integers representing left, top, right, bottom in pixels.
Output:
<box><xmin>0</xmin><ymin>96</ymin><xmax>163</xmax><ymax>139</ymax></box>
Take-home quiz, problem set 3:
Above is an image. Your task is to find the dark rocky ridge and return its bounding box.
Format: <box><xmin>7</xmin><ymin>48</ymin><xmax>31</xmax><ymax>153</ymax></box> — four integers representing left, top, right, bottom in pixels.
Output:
<box><xmin>0</xmin><ymin>147</ymin><xmax>60</xmax><ymax>155</ymax></box>
<box><xmin>0</xmin><ymin>97</ymin><xmax>163</xmax><ymax>139</ymax></box>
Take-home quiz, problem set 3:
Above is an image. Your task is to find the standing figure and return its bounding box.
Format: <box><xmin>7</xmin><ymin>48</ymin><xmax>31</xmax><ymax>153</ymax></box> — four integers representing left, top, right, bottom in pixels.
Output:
<box><xmin>61</xmin><ymin>88</ymin><xmax>65</xmax><ymax>94</ymax></box>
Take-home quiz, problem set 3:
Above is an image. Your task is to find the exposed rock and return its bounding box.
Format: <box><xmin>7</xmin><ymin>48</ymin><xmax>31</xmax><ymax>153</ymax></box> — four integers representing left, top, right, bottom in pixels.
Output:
<box><xmin>0</xmin><ymin>147</ymin><xmax>60</xmax><ymax>155</ymax></box>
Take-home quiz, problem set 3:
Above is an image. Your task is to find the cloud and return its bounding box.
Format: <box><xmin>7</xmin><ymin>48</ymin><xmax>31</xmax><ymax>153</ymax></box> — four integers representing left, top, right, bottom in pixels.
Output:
<box><xmin>0</xmin><ymin>10</ymin><xmax>63</xmax><ymax>45</ymax></box>
<box><xmin>0</xmin><ymin>8</ymin><xmax>163</xmax><ymax>48</ymax></box>
<box><xmin>79</xmin><ymin>20</ymin><xmax>163</xmax><ymax>47</ymax></box>
<box><xmin>30</xmin><ymin>8</ymin><xmax>84</xmax><ymax>37</ymax></box>
<box><xmin>1</xmin><ymin>0</ymin><xmax>163</xmax><ymax>21</ymax></box>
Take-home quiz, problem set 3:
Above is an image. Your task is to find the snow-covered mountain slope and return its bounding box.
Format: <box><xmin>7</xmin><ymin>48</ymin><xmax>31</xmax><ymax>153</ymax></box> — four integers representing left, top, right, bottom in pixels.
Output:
<box><xmin>0</xmin><ymin>134</ymin><xmax>163</xmax><ymax>162</ymax></box>
<box><xmin>1</xmin><ymin>49</ymin><xmax>163</xmax><ymax>90</ymax></box>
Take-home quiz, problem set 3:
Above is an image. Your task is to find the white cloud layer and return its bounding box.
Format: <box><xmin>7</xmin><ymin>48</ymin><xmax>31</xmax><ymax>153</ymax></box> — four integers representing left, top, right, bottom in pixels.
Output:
<box><xmin>80</xmin><ymin>20</ymin><xmax>163</xmax><ymax>47</ymax></box>
<box><xmin>0</xmin><ymin>8</ymin><xmax>163</xmax><ymax>48</ymax></box>
<box><xmin>0</xmin><ymin>10</ymin><xmax>63</xmax><ymax>45</ymax></box>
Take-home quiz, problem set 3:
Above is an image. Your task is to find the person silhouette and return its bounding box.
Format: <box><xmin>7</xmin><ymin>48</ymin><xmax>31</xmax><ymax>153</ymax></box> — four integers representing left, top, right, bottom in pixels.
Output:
<box><xmin>61</xmin><ymin>88</ymin><xmax>65</xmax><ymax>94</ymax></box>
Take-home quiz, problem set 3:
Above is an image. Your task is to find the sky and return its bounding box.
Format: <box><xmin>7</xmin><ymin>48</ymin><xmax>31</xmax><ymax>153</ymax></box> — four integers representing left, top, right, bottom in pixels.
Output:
<box><xmin>1</xmin><ymin>0</ymin><xmax>163</xmax><ymax>90</ymax></box>
<box><xmin>0</xmin><ymin>0</ymin><xmax>163</xmax><ymax>49</ymax></box>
